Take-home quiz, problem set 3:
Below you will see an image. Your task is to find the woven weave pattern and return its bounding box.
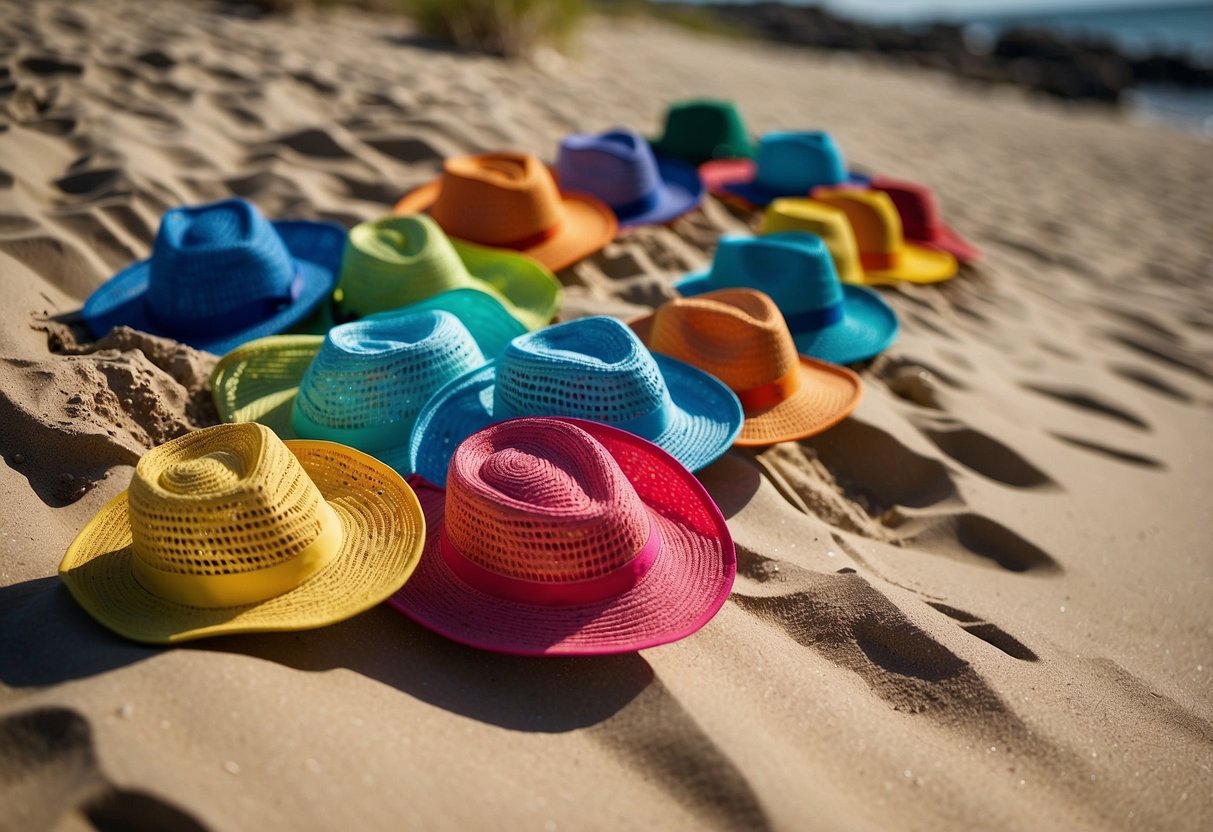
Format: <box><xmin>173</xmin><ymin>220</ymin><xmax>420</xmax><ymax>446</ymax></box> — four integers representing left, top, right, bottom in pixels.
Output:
<box><xmin>649</xmin><ymin>290</ymin><xmax>798</xmax><ymax>390</ymax></box>
<box><xmin>445</xmin><ymin>420</ymin><xmax>651</xmax><ymax>583</ymax></box>
<box><xmin>495</xmin><ymin>317</ymin><xmax>673</xmax><ymax>425</ymax></box>
<box><xmin>430</xmin><ymin>153</ymin><xmax>563</xmax><ymax>246</ymax></box>
<box><xmin>295</xmin><ymin>310</ymin><xmax>484</xmax><ymax>434</ymax></box>
<box><xmin>144</xmin><ymin>199</ymin><xmax>299</xmax><ymax>326</ymax></box>
<box><xmin>127</xmin><ymin>423</ymin><xmax>327</xmax><ymax>577</ymax></box>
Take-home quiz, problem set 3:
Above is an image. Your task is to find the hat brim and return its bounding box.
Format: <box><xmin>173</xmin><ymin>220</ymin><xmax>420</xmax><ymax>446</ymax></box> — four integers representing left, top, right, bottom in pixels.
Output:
<box><xmin>615</xmin><ymin>155</ymin><xmax>705</xmax><ymax>228</ymax></box>
<box><xmin>389</xmin><ymin>418</ymin><xmax>735</xmax><ymax>656</ymax></box>
<box><xmin>919</xmin><ymin>223</ymin><xmax>982</xmax><ymax>264</ymax></box>
<box><xmin>791</xmin><ymin>285</ymin><xmax>900</xmax><ymax>365</ymax></box>
<box><xmin>58</xmin><ymin>441</ymin><xmax>425</xmax><ymax>644</ymax></box>
<box><xmin>394</xmin><ymin>181</ymin><xmax>617</xmax><ymax>273</ymax></box>
<box><xmin>408</xmin><ymin>355</ymin><xmax>743</xmax><ymax>486</ymax></box>
<box><xmin>699</xmin><ymin>160</ymin><xmax>866</xmax><ymax>209</ymax></box>
<box><xmin>448</xmin><ymin>241</ymin><xmax>561</xmax><ymax>329</ymax></box>
<box><xmin>860</xmin><ymin>243</ymin><xmax>958</xmax><ymax>285</ymax></box>
<box><xmin>82</xmin><ymin>220</ymin><xmax>345</xmax><ymax>355</ymax></box>
<box><xmin>628</xmin><ymin>314</ymin><xmax>862</xmax><ymax>446</ymax></box>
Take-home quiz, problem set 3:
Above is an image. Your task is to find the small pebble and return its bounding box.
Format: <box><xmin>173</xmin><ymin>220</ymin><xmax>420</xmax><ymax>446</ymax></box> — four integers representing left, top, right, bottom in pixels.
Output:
<box><xmin>12</xmin><ymin>453</ymin><xmax>24</xmax><ymax>465</ymax></box>
<box><xmin>223</xmin><ymin>760</ymin><xmax>240</xmax><ymax>775</ymax></box>
<box><xmin>117</xmin><ymin>703</ymin><xmax>134</xmax><ymax>719</ymax></box>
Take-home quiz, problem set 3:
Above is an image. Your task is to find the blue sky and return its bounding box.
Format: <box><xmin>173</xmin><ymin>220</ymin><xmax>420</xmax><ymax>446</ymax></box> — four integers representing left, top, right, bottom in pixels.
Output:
<box><xmin>676</xmin><ymin>0</ymin><xmax>1208</xmax><ymax>24</ymax></box>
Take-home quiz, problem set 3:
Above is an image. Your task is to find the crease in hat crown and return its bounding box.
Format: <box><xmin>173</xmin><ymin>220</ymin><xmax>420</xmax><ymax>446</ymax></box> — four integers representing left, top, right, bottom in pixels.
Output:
<box><xmin>126</xmin><ymin>423</ymin><xmax>343</xmax><ymax>608</ymax></box>
<box><xmin>557</xmin><ymin>129</ymin><xmax>664</xmax><ymax>215</ymax></box>
<box><xmin>443</xmin><ymin>419</ymin><xmax>656</xmax><ymax>602</ymax></box>
<box><xmin>494</xmin><ymin>317</ymin><xmax>675</xmax><ymax>434</ymax></box>
<box><xmin>293</xmin><ymin>310</ymin><xmax>485</xmax><ymax>449</ymax></box>
<box><xmin>649</xmin><ymin>290</ymin><xmax>800</xmax><ymax>395</ymax></box>
<box><xmin>431</xmin><ymin>153</ymin><xmax>564</xmax><ymax>246</ymax></box>
<box><xmin>144</xmin><ymin>199</ymin><xmax>303</xmax><ymax>335</ymax></box>
<box><xmin>762</xmin><ymin>198</ymin><xmax>863</xmax><ymax>285</ymax></box>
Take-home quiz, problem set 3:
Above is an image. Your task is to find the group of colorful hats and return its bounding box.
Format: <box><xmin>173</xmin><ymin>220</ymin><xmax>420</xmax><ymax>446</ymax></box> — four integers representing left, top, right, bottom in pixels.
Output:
<box><xmin>62</xmin><ymin>98</ymin><xmax>981</xmax><ymax>657</ymax></box>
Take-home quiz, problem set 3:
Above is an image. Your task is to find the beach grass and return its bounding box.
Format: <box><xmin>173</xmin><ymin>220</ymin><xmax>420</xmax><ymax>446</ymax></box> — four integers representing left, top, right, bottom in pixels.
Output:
<box><xmin>402</xmin><ymin>0</ymin><xmax>588</xmax><ymax>56</ymax></box>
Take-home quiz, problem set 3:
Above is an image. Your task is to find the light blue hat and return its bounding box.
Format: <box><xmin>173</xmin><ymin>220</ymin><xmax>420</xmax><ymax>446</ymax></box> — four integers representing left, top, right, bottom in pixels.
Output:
<box><xmin>702</xmin><ymin>131</ymin><xmax>866</xmax><ymax>208</ymax></box>
<box><xmin>676</xmin><ymin>232</ymin><xmax>899</xmax><ymax>364</ymax></box>
<box><xmin>409</xmin><ymin>316</ymin><xmax>743</xmax><ymax>485</ymax></box>
<box><xmin>211</xmin><ymin>308</ymin><xmax>504</xmax><ymax>474</ymax></box>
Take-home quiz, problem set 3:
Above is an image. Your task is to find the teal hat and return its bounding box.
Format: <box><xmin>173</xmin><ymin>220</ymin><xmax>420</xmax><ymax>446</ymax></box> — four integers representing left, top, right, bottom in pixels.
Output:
<box><xmin>676</xmin><ymin>233</ymin><xmax>899</xmax><ymax>364</ymax></box>
<box><xmin>212</xmin><ymin>306</ymin><xmax>509</xmax><ymax>473</ymax></box>
<box><xmin>409</xmin><ymin>316</ymin><xmax>744</xmax><ymax>486</ymax></box>
<box><xmin>650</xmin><ymin>99</ymin><xmax>754</xmax><ymax>166</ymax></box>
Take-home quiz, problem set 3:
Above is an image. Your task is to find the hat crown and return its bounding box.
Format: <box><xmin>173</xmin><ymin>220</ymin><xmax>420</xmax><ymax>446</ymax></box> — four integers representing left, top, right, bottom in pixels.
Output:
<box><xmin>145</xmin><ymin>199</ymin><xmax>300</xmax><ymax>328</ymax></box>
<box><xmin>495</xmin><ymin>317</ymin><xmax>675</xmax><ymax>433</ymax></box>
<box><xmin>870</xmin><ymin>177</ymin><xmax>941</xmax><ymax>238</ymax></box>
<box><xmin>445</xmin><ymin>419</ymin><xmax>651</xmax><ymax>584</ymax></box>
<box><xmin>294</xmin><ymin>310</ymin><xmax>484</xmax><ymax>446</ymax></box>
<box><xmin>761</xmin><ymin>199</ymin><xmax>862</xmax><ymax>274</ymax></box>
<box><xmin>707</xmin><ymin>233</ymin><xmax>844</xmax><ymax>315</ymax></box>
<box><xmin>127</xmin><ymin>424</ymin><xmax>330</xmax><ymax>581</ymax></box>
<box><xmin>337</xmin><ymin>215</ymin><xmax>473</xmax><ymax>318</ymax></box>
<box><xmin>430</xmin><ymin>153</ymin><xmax>564</xmax><ymax>246</ymax></box>
<box><xmin>556</xmin><ymin>129</ymin><xmax>663</xmax><ymax>210</ymax></box>
<box><xmin>815</xmin><ymin>190</ymin><xmax>904</xmax><ymax>254</ymax></box>
<box><xmin>754</xmin><ymin>131</ymin><xmax>847</xmax><ymax>194</ymax></box>
<box><xmin>657</xmin><ymin>99</ymin><xmax>751</xmax><ymax>161</ymax></box>
<box><xmin>650</xmin><ymin>290</ymin><xmax>799</xmax><ymax>390</ymax></box>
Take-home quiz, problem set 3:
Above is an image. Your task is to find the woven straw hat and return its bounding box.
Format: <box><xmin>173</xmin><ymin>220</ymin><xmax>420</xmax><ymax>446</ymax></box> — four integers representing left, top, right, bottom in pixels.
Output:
<box><xmin>82</xmin><ymin>199</ymin><xmax>345</xmax><ymax>355</ymax></box>
<box><xmin>409</xmin><ymin>316</ymin><xmax>743</xmax><ymax>486</ymax></box>
<box><xmin>389</xmin><ymin>417</ymin><xmax>735</xmax><ymax>656</ymax></box>
<box><xmin>212</xmin><ymin>309</ymin><xmax>500</xmax><ymax>474</ymax></box>
<box><xmin>631</xmin><ymin>289</ymin><xmax>862</xmax><ymax>446</ymax></box>
<box><xmin>760</xmin><ymin>198</ymin><xmax>864</xmax><ymax>285</ymax></box>
<box><xmin>59</xmin><ymin>423</ymin><xmax>425</xmax><ymax>643</ymax></box>
<box><xmin>699</xmin><ymin>131</ymin><xmax>865</xmax><ymax>209</ymax></box>
<box><xmin>812</xmin><ymin>189</ymin><xmax>957</xmax><ymax>284</ymax></box>
<box><xmin>867</xmin><ymin>175</ymin><xmax>982</xmax><ymax>264</ymax></box>
<box><xmin>649</xmin><ymin>98</ymin><xmax>753</xmax><ymax>166</ymax></box>
<box><xmin>326</xmin><ymin>214</ymin><xmax>561</xmax><ymax>331</ymax></box>
<box><xmin>676</xmin><ymin>233</ymin><xmax>899</xmax><ymax>365</ymax></box>
<box><xmin>554</xmin><ymin>128</ymin><xmax>704</xmax><ymax>227</ymax></box>
<box><xmin>394</xmin><ymin>152</ymin><xmax>616</xmax><ymax>272</ymax></box>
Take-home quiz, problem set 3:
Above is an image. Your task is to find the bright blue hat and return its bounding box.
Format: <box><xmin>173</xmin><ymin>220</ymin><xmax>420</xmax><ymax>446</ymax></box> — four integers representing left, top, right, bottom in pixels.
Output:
<box><xmin>707</xmin><ymin>131</ymin><xmax>865</xmax><ymax>208</ymax></box>
<box><xmin>82</xmin><ymin>198</ymin><xmax>344</xmax><ymax>354</ymax></box>
<box><xmin>556</xmin><ymin>128</ymin><xmax>705</xmax><ymax>227</ymax></box>
<box><xmin>676</xmin><ymin>233</ymin><xmax>899</xmax><ymax>364</ymax></box>
<box><xmin>211</xmin><ymin>309</ymin><xmax>492</xmax><ymax>474</ymax></box>
<box><xmin>409</xmin><ymin>316</ymin><xmax>743</xmax><ymax>485</ymax></box>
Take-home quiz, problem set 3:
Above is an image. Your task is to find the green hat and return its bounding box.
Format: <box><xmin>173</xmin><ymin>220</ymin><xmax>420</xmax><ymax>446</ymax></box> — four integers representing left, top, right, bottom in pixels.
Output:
<box><xmin>650</xmin><ymin>99</ymin><xmax>754</xmax><ymax>166</ymax></box>
<box><xmin>308</xmin><ymin>214</ymin><xmax>561</xmax><ymax>333</ymax></box>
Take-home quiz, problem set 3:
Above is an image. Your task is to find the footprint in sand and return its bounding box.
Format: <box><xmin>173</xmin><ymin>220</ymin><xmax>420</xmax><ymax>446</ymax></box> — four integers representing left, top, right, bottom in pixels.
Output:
<box><xmin>915</xmin><ymin>419</ymin><xmax>1058</xmax><ymax>490</ymax></box>
<box><xmin>1049</xmin><ymin>433</ymin><xmax>1165</xmax><ymax>470</ymax></box>
<box><xmin>927</xmin><ymin>602</ymin><xmax>1039</xmax><ymax>661</ymax></box>
<box><xmin>1109</xmin><ymin>363</ymin><xmax>1194</xmax><ymax>403</ymax></box>
<box><xmin>1020</xmin><ymin>382</ymin><xmax>1150</xmax><ymax>431</ymax></box>
<box><xmin>18</xmin><ymin>56</ymin><xmax>83</xmax><ymax>77</ymax></box>
<box><xmin>905</xmin><ymin>512</ymin><xmax>1062</xmax><ymax>574</ymax></box>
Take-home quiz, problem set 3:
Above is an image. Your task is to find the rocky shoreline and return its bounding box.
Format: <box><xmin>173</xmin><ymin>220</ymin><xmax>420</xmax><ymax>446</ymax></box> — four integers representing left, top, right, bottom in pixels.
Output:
<box><xmin>656</xmin><ymin>1</ymin><xmax>1213</xmax><ymax>104</ymax></box>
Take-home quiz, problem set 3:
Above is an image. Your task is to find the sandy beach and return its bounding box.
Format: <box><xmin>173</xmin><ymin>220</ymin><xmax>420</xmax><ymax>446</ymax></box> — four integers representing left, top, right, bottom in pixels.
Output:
<box><xmin>1</xmin><ymin>1</ymin><xmax>1211</xmax><ymax>829</ymax></box>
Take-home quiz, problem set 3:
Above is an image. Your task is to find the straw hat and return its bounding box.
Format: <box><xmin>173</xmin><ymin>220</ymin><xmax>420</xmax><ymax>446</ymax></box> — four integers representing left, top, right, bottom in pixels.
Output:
<box><xmin>82</xmin><ymin>199</ymin><xmax>345</xmax><ymax>355</ymax></box>
<box><xmin>760</xmin><ymin>198</ymin><xmax>865</xmax><ymax>285</ymax></box>
<box><xmin>675</xmin><ymin>233</ymin><xmax>898</xmax><ymax>365</ymax></box>
<box><xmin>325</xmin><ymin>214</ymin><xmax>561</xmax><ymax>331</ymax></box>
<box><xmin>408</xmin><ymin>316</ymin><xmax>743</xmax><ymax>486</ymax></box>
<box><xmin>699</xmin><ymin>131</ymin><xmax>865</xmax><ymax>209</ymax></box>
<box><xmin>812</xmin><ymin>189</ymin><xmax>958</xmax><ymax>284</ymax></box>
<box><xmin>394</xmin><ymin>152</ymin><xmax>616</xmax><ymax>272</ymax></box>
<box><xmin>212</xmin><ymin>309</ymin><xmax>502</xmax><ymax>474</ymax></box>
<box><xmin>867</xmin><ymin>175</ymin><xmax>982</xmax><ymax>263</ymax></box>
<box><xmin>649</xmin><ymin>98</ymin><xmax>753</xmax><ymax>166</ymax></box>
<box><xmin>59</xmin><ymin>423</ymin><xmax>425</xmax><ymax>643</ymax></box>
<box><xmin>389</xmin><ymin>417</ymin><xmax>735</xmax><ymax>656</ymax></box>
<box><xmin>631</xmin><ymin>289</ymin><xmax>862</xmax><ymax>446</ymax></box>
<box><xmin>555</xmin><ymin>128</ymin><xmax>704</xmax><ymax>227</ymax></box>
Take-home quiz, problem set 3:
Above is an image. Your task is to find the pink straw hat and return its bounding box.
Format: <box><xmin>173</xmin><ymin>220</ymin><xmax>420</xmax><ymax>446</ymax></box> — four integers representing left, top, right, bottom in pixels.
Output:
<box><xmin>389</xmin><ymin>417</ymin><xmax>735</xmax><ymax>656</ymax></box>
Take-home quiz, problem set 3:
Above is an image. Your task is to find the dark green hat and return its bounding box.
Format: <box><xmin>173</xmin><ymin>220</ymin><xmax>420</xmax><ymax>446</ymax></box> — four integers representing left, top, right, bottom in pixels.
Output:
<box><xmin>650</xmin><ymin>99</ymin><xmax>753</xmax><ymax>166</ymax></box>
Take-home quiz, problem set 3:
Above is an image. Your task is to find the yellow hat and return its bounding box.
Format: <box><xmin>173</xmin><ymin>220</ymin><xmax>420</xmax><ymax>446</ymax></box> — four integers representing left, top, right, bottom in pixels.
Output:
<box><xmin>59</xmin><ymin>423</ymin><xmax>425</xmax><ymax>643</ymax></box>
<box><xmin>760</xmin><ymin>198</ymin><xmax>865</xmax><ymax>285</ymax></box>
<box><xmin>812</xmin><ymin>189</ymin><xmax>957</xmax><ymax>284</ymax></box>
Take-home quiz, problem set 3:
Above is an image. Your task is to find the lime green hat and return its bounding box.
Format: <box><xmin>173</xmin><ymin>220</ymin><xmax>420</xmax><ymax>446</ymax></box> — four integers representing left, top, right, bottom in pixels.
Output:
<box><xmin>326</xmin><ymin>214</ymin><xmax>561</xmax><ymax>331</ymax></box>
<box><xmin>212</xmin><ymin>300</ymin><xmax>520</xmax><ymax>474</ymax></box>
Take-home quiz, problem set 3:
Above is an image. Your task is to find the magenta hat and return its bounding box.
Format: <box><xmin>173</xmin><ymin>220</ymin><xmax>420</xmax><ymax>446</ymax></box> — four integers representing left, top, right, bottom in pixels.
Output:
<box><xmin>389</xmin><ymin>417</ymin><xmax>735</xmax><ymax>656</ymax></box>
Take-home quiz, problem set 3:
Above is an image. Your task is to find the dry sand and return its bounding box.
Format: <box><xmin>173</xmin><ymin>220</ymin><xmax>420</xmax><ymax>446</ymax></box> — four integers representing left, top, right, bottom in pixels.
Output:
<box><xmin>1</xmin><ymin>1</ymin><xmax>1211</xmax><ymax>830</ymax></box>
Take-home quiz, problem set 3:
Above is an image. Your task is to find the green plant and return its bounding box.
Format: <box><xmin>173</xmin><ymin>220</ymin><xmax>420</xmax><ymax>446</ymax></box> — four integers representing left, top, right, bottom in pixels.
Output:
<box><xmin>403</xmin><ymin>0</ymin><xmax>587</xmax><ymax>57</ymax></box>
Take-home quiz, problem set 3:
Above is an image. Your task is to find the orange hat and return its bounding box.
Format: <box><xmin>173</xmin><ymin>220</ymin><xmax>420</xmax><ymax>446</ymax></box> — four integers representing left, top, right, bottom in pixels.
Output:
<box><xmin>630</xmin><ymin>289</ymin><xmax>861</xmax><ymax>446</ymax></box>
<box><xmin>810</xmin><ymin>189</ymin><xmax>957</xmax><ymax>284</ymax></box>
<box><xmin>394</xmin><ymin>152</ymin><xmax>617</xmax><ymax>272</ymax></box>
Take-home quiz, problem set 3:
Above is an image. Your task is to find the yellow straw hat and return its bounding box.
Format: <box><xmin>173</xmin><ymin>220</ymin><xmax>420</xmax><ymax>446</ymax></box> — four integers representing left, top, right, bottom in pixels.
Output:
<box><xmin>759</xmin><ymin>198</ymin><xmax>865</xmax><ymax>285</ymax></box>
<box><xmin>631</xmin><ymin>289</ymin><xmax>862</xmax><ymax>446</ymax></box>
<box><xmin>59</xmin><ymin>423</ymin><xmax>425</xmax><ymax>643</ymax></box>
